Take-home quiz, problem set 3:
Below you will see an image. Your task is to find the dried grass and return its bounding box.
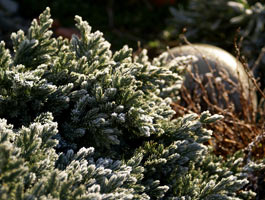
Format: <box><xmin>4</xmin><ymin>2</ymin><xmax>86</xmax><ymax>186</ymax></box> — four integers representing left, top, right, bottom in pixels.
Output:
<box><xmin>171</xmin><ymin>51</ymin><xmax>265</xmax><ymax>159</ymax></box>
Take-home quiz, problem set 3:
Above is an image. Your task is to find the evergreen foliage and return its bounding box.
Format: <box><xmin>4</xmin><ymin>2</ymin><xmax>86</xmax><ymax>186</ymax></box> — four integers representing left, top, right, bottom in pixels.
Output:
<box><xmin>0</xmin><ymin>7</ymin><xmax>259</xmax><ymax>199</ymax></box>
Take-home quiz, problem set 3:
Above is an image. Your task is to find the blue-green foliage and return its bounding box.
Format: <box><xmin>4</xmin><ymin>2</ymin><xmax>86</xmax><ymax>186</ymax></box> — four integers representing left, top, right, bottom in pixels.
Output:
<box><xmin>0</xmin><ymin>7</ymin><xmax>256</xmax><ymax>199</ymax></box>
<box><xmin>0</xmin><ymin>113</ymin><xmax>149</xmax><ymax>199</ymax></box>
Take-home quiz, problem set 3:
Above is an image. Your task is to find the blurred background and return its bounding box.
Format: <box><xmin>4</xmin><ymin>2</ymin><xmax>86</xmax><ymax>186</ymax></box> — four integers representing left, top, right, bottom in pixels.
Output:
<box><xmin>0</xmin><ymin>0</ymin><xmax>179</xmax><ymax>53</ymax></box>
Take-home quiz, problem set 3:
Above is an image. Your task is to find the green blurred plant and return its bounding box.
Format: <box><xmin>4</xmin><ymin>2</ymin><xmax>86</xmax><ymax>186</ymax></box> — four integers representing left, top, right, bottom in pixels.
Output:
<box><xmin>169</xmin><ymin>0</ymin><xmax>265</xmax><ymax>89</ymax></box>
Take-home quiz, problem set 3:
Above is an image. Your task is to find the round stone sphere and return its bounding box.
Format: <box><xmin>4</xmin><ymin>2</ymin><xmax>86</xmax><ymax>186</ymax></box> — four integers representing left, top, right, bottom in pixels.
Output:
<box><xmin>169</xmin><ymin>44</ymin><xmax>257</xmax><ymax>112</ymax></box>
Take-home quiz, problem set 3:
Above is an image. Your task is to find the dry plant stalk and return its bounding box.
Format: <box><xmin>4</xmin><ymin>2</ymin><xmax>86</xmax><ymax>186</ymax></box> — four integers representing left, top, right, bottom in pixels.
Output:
<box><xmin>171</xmin><ymin>63</ymin><xmax>265</xmax><ymax>158</ymax></box>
